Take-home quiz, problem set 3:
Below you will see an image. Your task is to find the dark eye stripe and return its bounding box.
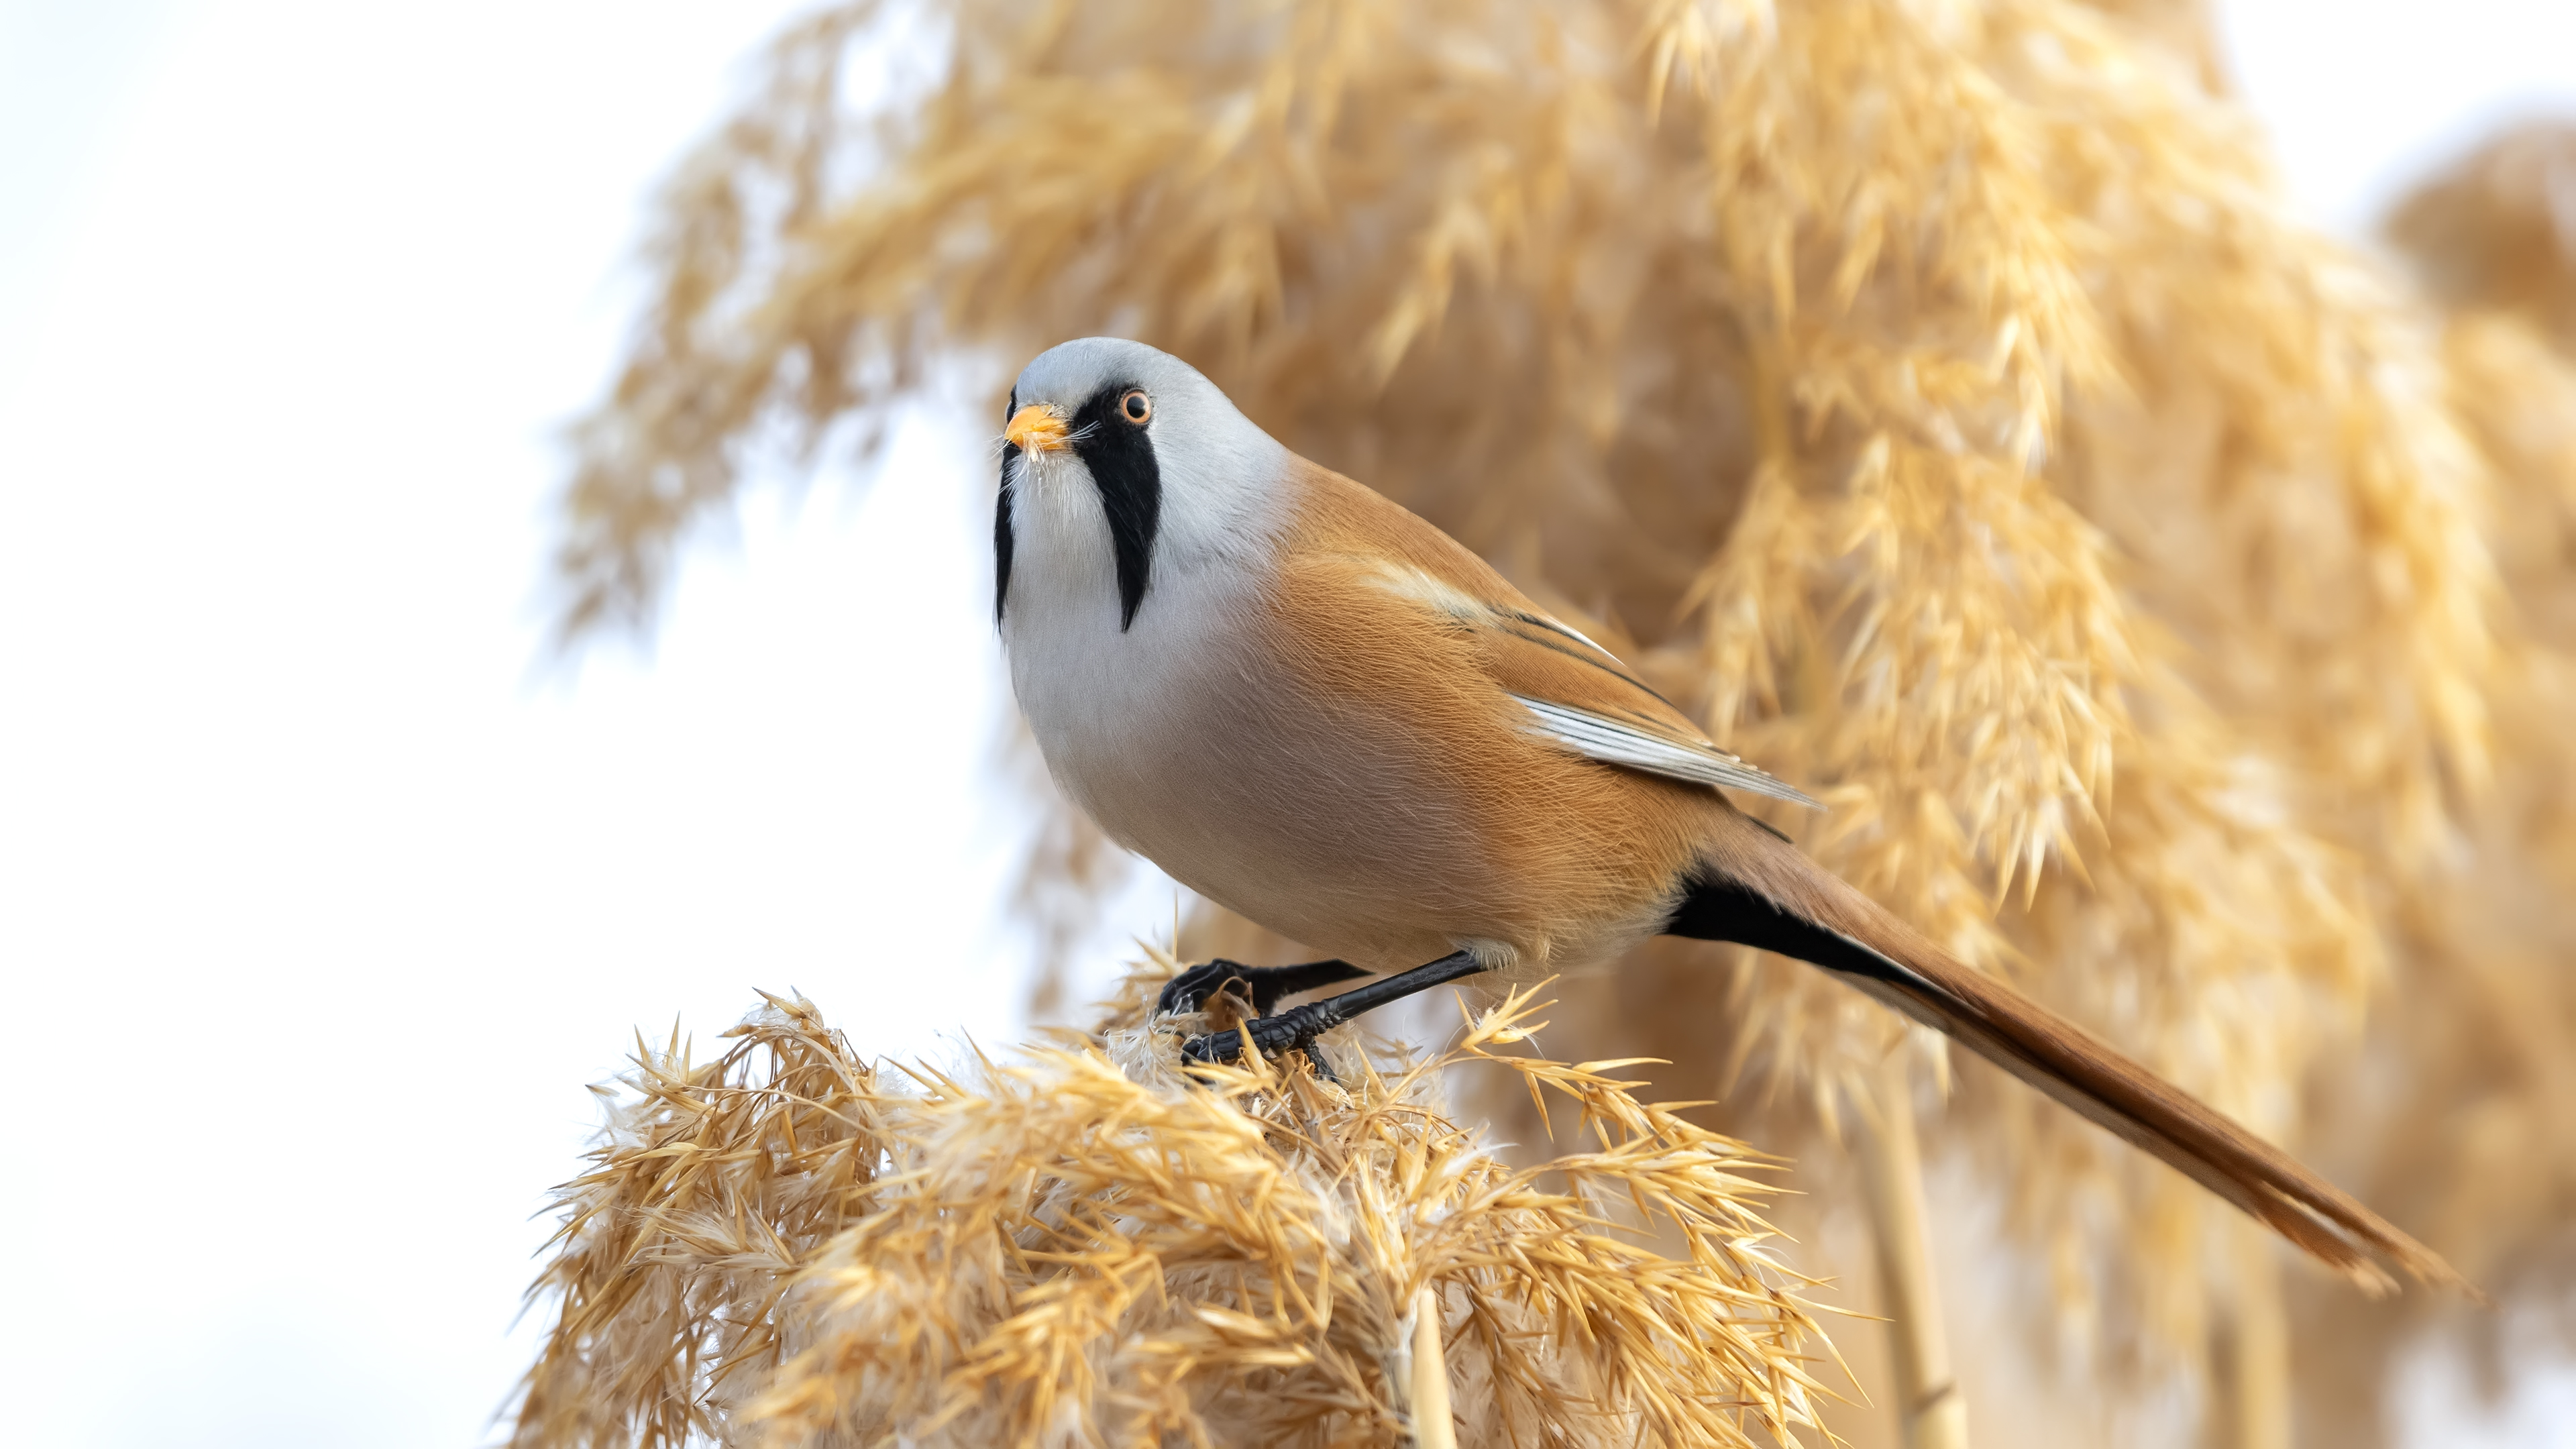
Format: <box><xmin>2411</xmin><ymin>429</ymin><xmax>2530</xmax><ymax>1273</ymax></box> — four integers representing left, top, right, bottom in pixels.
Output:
<box><xmin>1070</xmin><ymin>380</ymin><xmax>1161</xmax><ymax>630</ymax></box>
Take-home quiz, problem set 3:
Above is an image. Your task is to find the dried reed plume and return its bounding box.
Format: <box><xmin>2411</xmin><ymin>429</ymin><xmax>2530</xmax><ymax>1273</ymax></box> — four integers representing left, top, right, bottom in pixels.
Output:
<box><xmin>2391</xmin><ymin>120</ymin><xmax>2576</xmax><ymax>348</ymax></box>
<box><xmin>547</xmin><ymin>0</ymin><xmax>2565</xmax><ymax>1437</ymax></box>
<box><xmin>507</xmin><ymin>961</ymin><xmax>1833</xmax><ymax>1448</ymax></box>
<box><xmin>2265</xmin><ymin>120</ymin><xmax>2576</xmax><ymax>1448</ymax></box>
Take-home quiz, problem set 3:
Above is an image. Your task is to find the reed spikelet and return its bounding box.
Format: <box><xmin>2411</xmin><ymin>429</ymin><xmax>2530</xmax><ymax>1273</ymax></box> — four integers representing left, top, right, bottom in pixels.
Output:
<box><xmin>546</xmin><ymin>0</ymin><xmax>2570</xmax><ymax>1436</ymax></box>
<box><xmin>507</xmin><ymin>961</ymin><xmax>1833</xmax><ymax>1448</ymax></box>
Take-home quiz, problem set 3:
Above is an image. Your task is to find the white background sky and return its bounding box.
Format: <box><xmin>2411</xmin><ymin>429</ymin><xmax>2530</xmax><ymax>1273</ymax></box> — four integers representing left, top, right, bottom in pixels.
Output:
<box><xmin>0</xmin><ymin>2</ymin><xmax>2570</xmax><ymax>1445</ymax></box>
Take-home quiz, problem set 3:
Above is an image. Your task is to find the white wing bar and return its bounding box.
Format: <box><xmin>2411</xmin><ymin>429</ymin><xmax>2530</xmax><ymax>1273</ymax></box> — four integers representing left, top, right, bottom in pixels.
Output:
<box><xmin>1512</xmin><ymin>695</ymin><xmax>1822</xmax><ymax>809</ymax></box>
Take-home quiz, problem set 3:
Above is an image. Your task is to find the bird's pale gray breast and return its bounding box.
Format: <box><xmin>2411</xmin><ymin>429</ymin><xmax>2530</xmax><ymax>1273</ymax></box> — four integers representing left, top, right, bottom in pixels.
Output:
<box><xmin>1003</xmin><ymin>537</ymin><xmax>1275</xmax><ymax>843</ymax></box>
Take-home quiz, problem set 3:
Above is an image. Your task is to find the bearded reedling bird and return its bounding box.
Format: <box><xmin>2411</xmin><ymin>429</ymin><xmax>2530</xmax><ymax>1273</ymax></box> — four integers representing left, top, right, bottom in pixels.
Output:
<box><xmin>994</xmin><ymin>335</ymin><xmax>2464</xmax><ymax>1294</ymax></box>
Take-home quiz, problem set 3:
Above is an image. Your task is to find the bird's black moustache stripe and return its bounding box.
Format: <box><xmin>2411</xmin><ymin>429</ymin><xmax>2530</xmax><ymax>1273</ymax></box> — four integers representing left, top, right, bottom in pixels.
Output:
<box><xmin>1069</xmin><ymin>380</ymin><xmax>1161</xmax><ymax>630</ymax></box>
<box><xmin>993</xmin><ymin>388</ymin><xmax>1018</xmax><ymax>623</ymax></box>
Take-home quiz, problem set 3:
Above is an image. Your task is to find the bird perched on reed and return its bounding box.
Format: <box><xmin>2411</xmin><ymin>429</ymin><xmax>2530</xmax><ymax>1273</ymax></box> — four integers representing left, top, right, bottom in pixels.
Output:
<box><xmin>996</xmin><ymin>335</ymin><xmax>2466</xmax><ymax>1298</ymax></box>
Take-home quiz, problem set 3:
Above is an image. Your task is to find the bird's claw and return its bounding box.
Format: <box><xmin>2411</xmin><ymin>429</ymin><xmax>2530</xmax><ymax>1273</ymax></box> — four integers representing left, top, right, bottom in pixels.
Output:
<box><xmin>1180</xmin><ymin>1001</ymin><xmax>1343</xmax><ymax>1083</ymax></box>
<box><xmin>1159</xmin><ymin>959</ymin><xmax>1373</xmax><ymax>1084</ymax></box>
<box><xmin>1157</xmin><ymin>957</ymin><xmax>1371</xmax><ymax>1019</ymax></box>
<box><xmin>1157</xmin><ymin>959</ymin><xmax>1258</xmax><ymax>1017</ymax></box>
<box><xmin>1161</xmin><ymin>951</ymin><xmax>1483</xmax><ymax>1088</ymax></box>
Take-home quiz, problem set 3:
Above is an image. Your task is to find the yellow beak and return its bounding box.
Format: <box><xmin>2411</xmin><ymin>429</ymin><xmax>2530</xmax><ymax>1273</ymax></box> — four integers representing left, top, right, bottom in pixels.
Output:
<box><xmin>1005</xmin><ymin>404</ymin><xmax>1070</xmax><ymax>455</ymax></box>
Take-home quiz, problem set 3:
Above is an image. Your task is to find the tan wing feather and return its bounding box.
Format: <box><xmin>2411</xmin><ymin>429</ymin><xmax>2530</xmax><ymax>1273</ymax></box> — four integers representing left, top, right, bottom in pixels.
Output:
<box><xmin>1288</xmin><ymin>464</ymin><xmax>1818</xmax><ymax>806</ymax></box>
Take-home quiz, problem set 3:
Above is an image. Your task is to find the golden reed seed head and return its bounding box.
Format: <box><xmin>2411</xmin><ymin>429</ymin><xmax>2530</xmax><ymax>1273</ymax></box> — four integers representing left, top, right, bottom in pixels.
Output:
<box><xmin>507</xmin><ymin>961</ymin><xmax>1833</xmax><ymax>1448</ymax></box>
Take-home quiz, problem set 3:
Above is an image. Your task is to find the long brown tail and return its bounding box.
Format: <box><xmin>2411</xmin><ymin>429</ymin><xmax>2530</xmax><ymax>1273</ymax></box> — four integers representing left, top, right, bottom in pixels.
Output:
<box><xmin>1668</xmin><ymin>835</ymin><xmax>2471</xmax><ymax>1297</ymax></box>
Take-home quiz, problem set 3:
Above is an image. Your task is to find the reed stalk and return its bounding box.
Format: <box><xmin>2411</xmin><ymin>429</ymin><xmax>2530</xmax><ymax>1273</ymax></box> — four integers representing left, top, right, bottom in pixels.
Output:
<box><xmin>1858</xmin><ymin>1054</ymin><xmax>1969</xmax><ymax>1449</ymax></box>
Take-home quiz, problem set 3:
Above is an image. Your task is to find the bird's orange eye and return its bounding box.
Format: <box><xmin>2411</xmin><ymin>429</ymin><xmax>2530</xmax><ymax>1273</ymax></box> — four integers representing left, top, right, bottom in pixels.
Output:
<box><xmin>1120</xmin><ymin>389</ymin><xmax>1151</xmax><ymax>425</ymax></box>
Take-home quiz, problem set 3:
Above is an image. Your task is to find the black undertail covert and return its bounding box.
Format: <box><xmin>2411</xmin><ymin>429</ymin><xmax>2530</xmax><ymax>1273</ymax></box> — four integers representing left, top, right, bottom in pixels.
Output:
<box><xmin>1664</xmin><ymin>870</ymin><xmax>1911</xmax><ymax>985</ymax></box>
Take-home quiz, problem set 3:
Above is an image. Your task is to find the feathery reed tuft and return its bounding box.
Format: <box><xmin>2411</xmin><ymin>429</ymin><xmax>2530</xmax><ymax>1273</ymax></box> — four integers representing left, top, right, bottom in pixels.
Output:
<box><xmin>508</xmin><ymin>960</ymin><xmax>1835</xmax><ymax>1448</ymax></box>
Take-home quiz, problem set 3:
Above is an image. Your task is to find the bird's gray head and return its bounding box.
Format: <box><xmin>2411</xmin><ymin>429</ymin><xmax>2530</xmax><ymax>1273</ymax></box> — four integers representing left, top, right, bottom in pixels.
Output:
<box><xmin>996</xmin><ymin>337</ymin><xmax>1292</xmax><ymax>631</ymax></box>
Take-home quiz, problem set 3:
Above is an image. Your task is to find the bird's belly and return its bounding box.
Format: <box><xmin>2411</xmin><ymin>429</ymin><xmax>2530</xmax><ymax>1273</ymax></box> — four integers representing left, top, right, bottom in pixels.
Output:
<box><xmin>1012</xmin><ymin>630</ymin><xmax>1444</xmax><ymax>967</ymax></box>
<box><xmin>1008</xmin><ymin>595</ymin><xmax>1678</xmax><ymax>975</ymax></box>
<box><xmin>1099</xmin><ymin>722</ymin><xmax>1484</xmax><ymax>973</ymax></box>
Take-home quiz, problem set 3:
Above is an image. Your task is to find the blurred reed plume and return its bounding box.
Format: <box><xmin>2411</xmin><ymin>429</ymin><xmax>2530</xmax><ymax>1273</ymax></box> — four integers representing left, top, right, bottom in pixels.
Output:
<box><xmin>549</xmin><ymin>0</ymin><xmax>2575</xmax><ymax>1440</ymax></box>
<box><xmin>2390</xmin><ymin>121</ymin><xmax>2576</xmax><ymax>349</ymax></box>
<box><xmin>2263</xmin><ymin>120</ymin><xmax>2576</xmax><ymax>1448</ymax></box>
<box><xmin>507</xmin><ymin>965</ymin><xmax>1832</xmax><ymax>1448</ymax></box>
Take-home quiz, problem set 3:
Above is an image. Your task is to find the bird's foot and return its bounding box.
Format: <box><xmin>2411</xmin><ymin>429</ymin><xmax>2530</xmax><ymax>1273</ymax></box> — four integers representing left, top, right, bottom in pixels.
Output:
<box><xmin>1159</xmin><ymin>958</ymin><xmax>1368</xmax><ymax>1083</ymax></box>
<box><xmin>1183</xmin><ymin>1000</ymin><xmax>1353</xmax><ymax>1081</ymax></box>
<box><xmin>1177</xmin><ymin>949</ymin><xmax>1489</xmax><ymax>1081</ymax></box>
<box><xmin>1156</xmin><ymin>958</ymin><xmax>1369</xmax><ymax>1018</ymax></box>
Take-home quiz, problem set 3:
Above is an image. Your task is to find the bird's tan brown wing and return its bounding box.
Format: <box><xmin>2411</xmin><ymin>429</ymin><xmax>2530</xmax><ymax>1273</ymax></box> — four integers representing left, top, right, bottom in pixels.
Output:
<box><xmin>1284</xmin><ymin>462</ymin><xmax>1816</xmax><ymax>807</ymax></box>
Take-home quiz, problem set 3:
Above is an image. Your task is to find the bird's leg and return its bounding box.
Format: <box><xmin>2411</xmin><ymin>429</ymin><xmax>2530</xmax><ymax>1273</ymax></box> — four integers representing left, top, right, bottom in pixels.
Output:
<box><xmin>1181</xmin><ymin>950</ymin><xmax>1487</xmax><ymax>1073</ymax></box>
<box><xmin>1157</xmin><ymin>958</ymin><xmax>1372</xmax><ymax>1018</ymax></box>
